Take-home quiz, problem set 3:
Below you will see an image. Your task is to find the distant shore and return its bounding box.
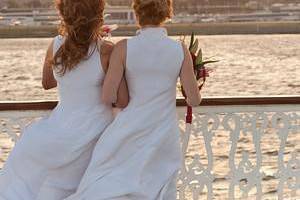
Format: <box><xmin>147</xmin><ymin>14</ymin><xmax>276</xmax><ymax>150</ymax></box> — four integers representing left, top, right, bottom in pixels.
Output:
<box><xmin>0</xmin><ymin>21</ymin><xmax>300</xmax><ymax>38</ymax></box>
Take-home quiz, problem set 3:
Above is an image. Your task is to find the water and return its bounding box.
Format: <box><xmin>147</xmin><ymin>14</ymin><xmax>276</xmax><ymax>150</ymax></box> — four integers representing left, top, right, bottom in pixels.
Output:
<box><xmin>0</xmin><ymin>34</ymin><xmax>300</xmax><ymax>101</ymax></box>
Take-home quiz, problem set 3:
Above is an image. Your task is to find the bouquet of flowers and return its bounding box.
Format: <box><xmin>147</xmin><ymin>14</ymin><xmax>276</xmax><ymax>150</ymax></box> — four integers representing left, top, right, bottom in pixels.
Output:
<box><xmin>181</xmin><ymin>33</ymin><xmax>218</xmax><ymax>124</ymax></box>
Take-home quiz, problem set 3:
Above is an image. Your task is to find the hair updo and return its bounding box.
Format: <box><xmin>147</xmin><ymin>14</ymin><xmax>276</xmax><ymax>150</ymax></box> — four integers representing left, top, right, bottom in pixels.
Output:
<box><xmin>53</xmin><ymin>0</ymin><xmax>105</xmax><ymax>75</ymax></box>
<box><xmin>133</xmin><ymin>0</ymin><xmax>173</xmax><ymax>26</ymax></box>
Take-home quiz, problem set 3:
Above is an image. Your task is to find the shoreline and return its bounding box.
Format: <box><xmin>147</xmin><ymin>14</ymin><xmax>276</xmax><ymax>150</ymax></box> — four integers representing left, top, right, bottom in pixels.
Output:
<box><xmin>0</xmin><ymin>21</ymin><xmax>300</xmax><ymax>38</ymax></box>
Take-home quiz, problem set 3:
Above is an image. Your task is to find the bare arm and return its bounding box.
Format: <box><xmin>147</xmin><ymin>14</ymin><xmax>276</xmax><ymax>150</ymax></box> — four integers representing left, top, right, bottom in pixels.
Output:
<box><xmin>180</xmin><ymin>43</ymin><xmax>202</xmax><ymax>107</ymax></box>
<box><xmin>101</xmin><ymin>39</ymin><xmax>129</xmax><ymax>108</ymax></box>
<box><xmin>42</xmin><ymin>40</ymin><xmax>57</xmax><ymax>90</ymax></box>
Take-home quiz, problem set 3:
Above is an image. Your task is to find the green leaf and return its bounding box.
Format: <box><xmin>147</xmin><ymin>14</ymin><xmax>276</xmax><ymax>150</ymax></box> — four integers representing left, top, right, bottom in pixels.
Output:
<box><xmin>189</xmin><ymin>32</ymin><xmax>195</xmax><ymax>50</ymax></box>
<box><xmin>195</xmin><ymin>49</ymin><xmax>203</xmax><ymax>65</ymax></box>
<box><xmin>190</xmin><ymin>39</ymin><xmax>199</xmax><ymax>54</ymax></box>
<box><xmin>195</xmin><ymin>64</ymin><xmax>205</xmax><ymax>70</ymax></box>
<box><xmin>202</xmin><ymin>60</ymin><xmax>219</xmax><ymax>65</ymax></box>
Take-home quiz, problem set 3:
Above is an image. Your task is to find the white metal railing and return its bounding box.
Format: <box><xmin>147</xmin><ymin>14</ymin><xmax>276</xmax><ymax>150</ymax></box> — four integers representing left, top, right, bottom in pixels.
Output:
<box><xmin>0</xmin><ymin>97</ymin><xmax>299</xmax><ymax>199</ymax></box>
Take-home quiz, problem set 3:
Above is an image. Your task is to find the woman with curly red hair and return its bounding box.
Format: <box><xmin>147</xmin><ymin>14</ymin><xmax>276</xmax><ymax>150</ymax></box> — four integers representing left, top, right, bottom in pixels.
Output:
<box><xmin>65</xmin><ymin>0</ymin><xmax>201</xmax><ymax>199</ymax></box>
<box><xmin>0</xmin><ymin>0</ymin><xmax>128</xmax><ymax>199</ymax></box>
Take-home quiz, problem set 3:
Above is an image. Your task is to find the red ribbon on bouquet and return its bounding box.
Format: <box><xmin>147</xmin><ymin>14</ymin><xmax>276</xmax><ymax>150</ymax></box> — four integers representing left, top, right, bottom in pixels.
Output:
<box><xmin>181</xmin><ymin>33</ymin><xmax>217</xmax><ymax>124</ymax></box>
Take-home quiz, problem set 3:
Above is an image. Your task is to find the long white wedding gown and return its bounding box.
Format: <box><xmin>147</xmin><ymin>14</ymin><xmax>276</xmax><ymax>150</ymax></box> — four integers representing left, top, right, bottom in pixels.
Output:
<box><xmin>65</xmin><ymin>27</ymin><xmax>184</xmax><ymax>200</ymax></box>
<box><xmin>0</xmin><ymin>36</ymin><xmax>113</xmax><ymax>200</ymax></box>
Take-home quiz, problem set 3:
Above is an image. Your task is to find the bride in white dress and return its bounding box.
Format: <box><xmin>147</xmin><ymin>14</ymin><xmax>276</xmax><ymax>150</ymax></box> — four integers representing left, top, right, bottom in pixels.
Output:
<box><xmin>65</xmin><ymin>0</ymin><xmax>201</xmax><ymax>199</ymax></box>
<box><xmin>0</xmin><ymin>0</ymin><xmax>128</xmax><ymax>199</ymax></box>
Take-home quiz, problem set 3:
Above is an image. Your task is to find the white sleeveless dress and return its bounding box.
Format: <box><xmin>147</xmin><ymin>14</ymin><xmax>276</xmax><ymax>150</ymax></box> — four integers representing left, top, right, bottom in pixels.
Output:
<box><xmin>0</xmin><ymin>36</ymin><xmax>113</xmax><ymax>200</ymax></box>
<box><xmin>65</xmin><ymin>27</ymin><xmax>184</xmax><ymax>200</ymax></box>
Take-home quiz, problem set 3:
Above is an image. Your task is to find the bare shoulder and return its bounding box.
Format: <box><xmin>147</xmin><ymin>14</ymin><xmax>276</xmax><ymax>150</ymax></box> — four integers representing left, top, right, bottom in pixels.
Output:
<box><xmin>49</xmin><ymin>39</ymin><xmax>54</xmax><ymax>48</ymax></box>
<box><xmin>101</xmin><ymin>40</ymin><xmax>115</xmax><ymax>55</ymax></box>
<box><xmin>45</xmin><ymin>39</ymin><xmax>55</xmax><ymax>57</ymax></box>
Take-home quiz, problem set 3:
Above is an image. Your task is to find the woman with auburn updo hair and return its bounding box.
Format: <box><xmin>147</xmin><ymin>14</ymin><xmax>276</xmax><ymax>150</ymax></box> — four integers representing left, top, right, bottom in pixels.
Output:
<box><xmin>65</xmin><ymin>0</ymin><xmax>201</xmax><ymax>199</ymax></box>
<box><xmin>0</xmin><ymin>0</ymin><xmax>128</xmax><ymax>199</ymax></box>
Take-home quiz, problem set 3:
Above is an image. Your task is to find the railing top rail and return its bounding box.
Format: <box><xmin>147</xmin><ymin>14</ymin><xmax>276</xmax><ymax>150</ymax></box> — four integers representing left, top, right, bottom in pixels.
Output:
<box><xmin>0</xmin><ymin>96</ymin><xmax>299</xmax><ymax>111</ymax></box>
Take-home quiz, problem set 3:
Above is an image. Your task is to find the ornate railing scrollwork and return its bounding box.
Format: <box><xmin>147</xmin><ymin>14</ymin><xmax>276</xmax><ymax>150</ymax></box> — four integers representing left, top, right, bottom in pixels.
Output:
<box><xmin>176</xmin><ymin>96</ymin><xmax>300</xmax><ymax>199</ymax></box>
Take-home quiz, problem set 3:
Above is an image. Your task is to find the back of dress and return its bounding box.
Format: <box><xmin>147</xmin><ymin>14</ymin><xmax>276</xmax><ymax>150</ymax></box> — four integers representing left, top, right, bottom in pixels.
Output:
<box><xmin>53</xmin><ymin>35</ymin><xmax>111</xmax><ymax>114</ymax></box>
<box><xmin>126</xmin><ymin>27</ymin><xmax>184</xmax><ymax>112</ymax></box>
<box><xmin>48</xmin><ymin>35</ymin><xmax>113</xmax><ymax>157</ymax></box>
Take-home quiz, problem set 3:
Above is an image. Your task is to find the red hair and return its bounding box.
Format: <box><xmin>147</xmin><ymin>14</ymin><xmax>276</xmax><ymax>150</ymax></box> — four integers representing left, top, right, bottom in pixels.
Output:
<box><xmin>53</xmin><ymin>0</ymin><xmax>105</xmax><ymax>75</ymax></box>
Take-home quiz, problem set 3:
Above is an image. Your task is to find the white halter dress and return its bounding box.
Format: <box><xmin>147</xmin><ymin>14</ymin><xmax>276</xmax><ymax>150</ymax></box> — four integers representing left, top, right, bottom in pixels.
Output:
<box><xmin>65</xmin><ymin>27</ymin><xmax>184</xmax><ymax>200</ymax></box>
<box><xmin>0</xmin><ymin>36</ymin><xmax>113</xmax><ymax>200</ymax></box>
